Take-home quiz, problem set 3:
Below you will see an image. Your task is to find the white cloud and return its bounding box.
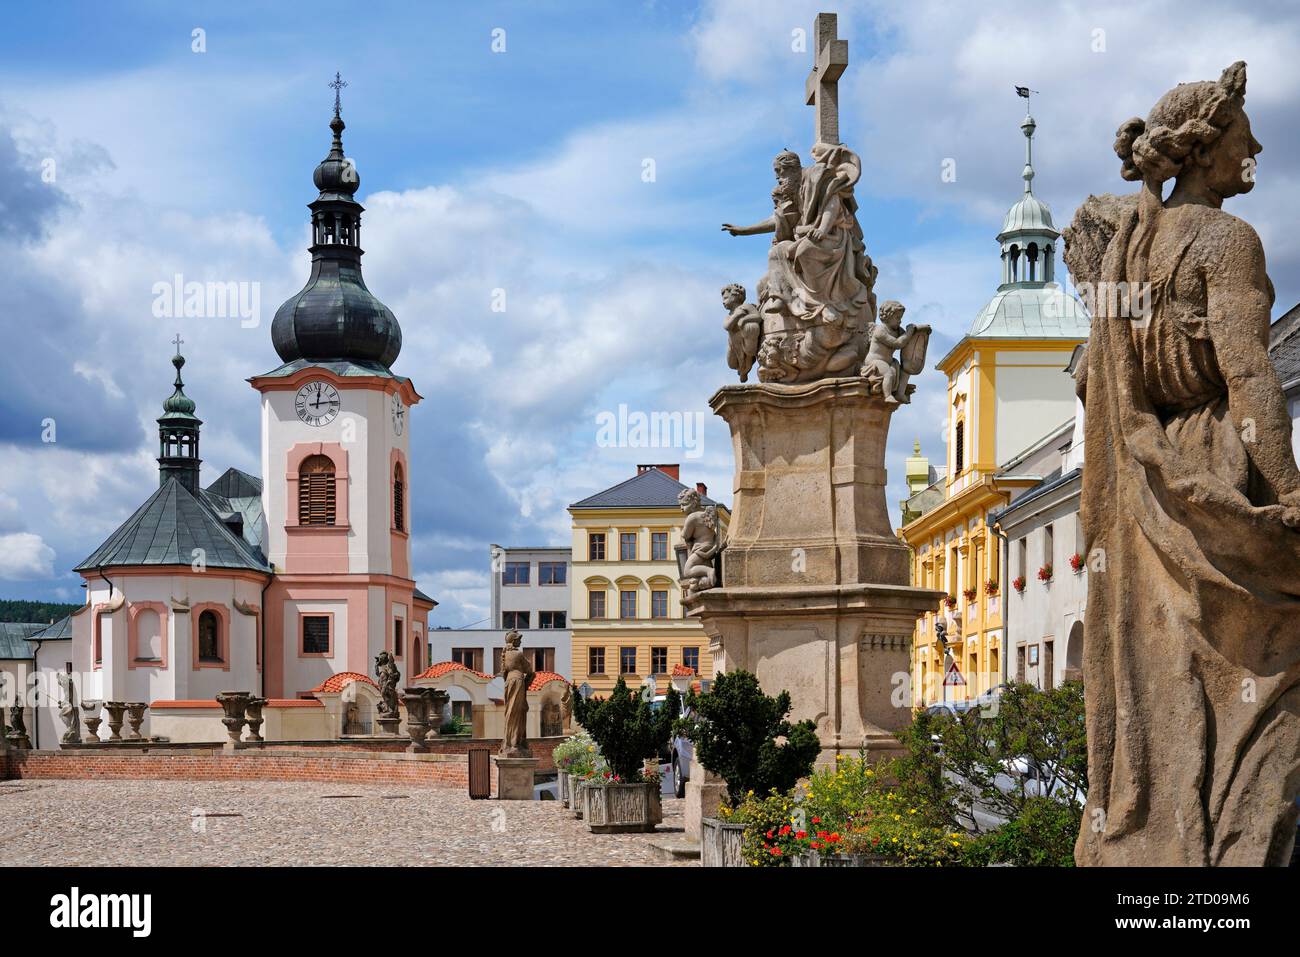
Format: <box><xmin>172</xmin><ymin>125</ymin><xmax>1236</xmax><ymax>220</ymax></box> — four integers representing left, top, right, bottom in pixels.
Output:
<box><xmin>0</xmin><ymin>532</ymin><xmax>56</xmax><ymax>580</ymax></box>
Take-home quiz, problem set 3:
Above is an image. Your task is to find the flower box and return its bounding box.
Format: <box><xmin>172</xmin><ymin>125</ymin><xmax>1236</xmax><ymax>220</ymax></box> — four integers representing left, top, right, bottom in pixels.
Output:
<box><xmin>585</xmin><ymin>781</ymin><xmax>663</xmax><ymax>834</ymax></box>
<box><xmin>558</xmin><ymin>771</ymin><xmax>571</xmax><ymax>808</ymax></box>
<box><xmin>570</xmin><ymin>779</ymin><xmax>588</xmax><ymax>819</ymax></box>
<box><xmin>791</xmin><ymin>850</ymin><xmax>894</xmax><ymax>867</ymax></box>
<box><xmin>700</xmin><ymin>817</ymin><xmax>746</xmax><ymax>867</ymax></box>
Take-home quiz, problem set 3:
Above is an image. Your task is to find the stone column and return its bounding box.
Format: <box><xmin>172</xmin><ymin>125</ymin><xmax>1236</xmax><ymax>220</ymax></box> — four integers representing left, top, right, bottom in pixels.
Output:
<box><xmin>691</xmin><ymin>379</ymin><xmax>942</xmax><ymax>766</ymax></box>
<box><xmin>214</xmin><ymin>692</ymin><xmax>251</xmax><ymax>746</ymax></box>
<box><xmin>102</xmin><ymin>701</ymin><xmax>128</xmax><ymax>743</ymax></box>
<box><xmin>244</xmin><ymin>697</ymin><xmax>268</xmax><ymax>742</ymax></box>
<box><xmin>125</xmin><ymin>702</ymin><xmax>147</xmax><ymax>740</ymax></box>
<box><xmin>81</xmin><ymin>701</ymin><xmax>103</xmax><ymax>743</ymax></box>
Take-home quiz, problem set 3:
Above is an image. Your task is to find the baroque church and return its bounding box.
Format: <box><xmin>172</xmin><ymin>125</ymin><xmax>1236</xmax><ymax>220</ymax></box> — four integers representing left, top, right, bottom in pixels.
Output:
<box><xmin>63</xmin><ymin>94</ymin><xmax>435</xmax><ymax>738</ymax></box>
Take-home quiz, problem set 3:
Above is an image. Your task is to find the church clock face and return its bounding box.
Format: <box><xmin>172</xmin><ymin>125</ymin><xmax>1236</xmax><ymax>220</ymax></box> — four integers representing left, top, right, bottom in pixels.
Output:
<box><xmin>295</xmin><ymin>381</ymin><xmax>341</xmax><ymax>427</ymax></box>
<box><xmin>391</xmin><ymin>393</ymin><xmax>405</xmax><ymax>435</ymax></box>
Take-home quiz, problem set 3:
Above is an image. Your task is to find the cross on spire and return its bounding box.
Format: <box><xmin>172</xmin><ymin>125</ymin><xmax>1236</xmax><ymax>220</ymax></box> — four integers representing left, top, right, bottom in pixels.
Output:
<box><xmin>805</xmin><ymin>12</ymin><xmax>848</xmax><ymax>145</ymax></box>
<box><xmin>172</xmin><ymin>333</ymin><xmax>184</xmax><ymax>356</ymax></box>
<box><xmin>330</xmin><ymin>71</ymin><xmax>348</xmax><ymax>117</ymax></box>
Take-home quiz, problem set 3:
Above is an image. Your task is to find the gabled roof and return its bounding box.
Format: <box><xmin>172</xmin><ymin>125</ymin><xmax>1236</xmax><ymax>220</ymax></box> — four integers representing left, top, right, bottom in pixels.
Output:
<box><xmin>74</xmin><ymin>478</ymin><xmax>271</xmax><ymax>574</ymax></box>
<box><xmin>570</xmin><ymin>467</ymin><xmax>718</xmax><ymax>510</ymax></box>
<box><xmin>529</xmin><ymin>671</ymin><xmax>568</xmax><ymax>692</ymax></box>
<box><xmin>0</xmin><ymin>623</ymin><xmax>41</xmax><ymax>659</ymax></box>
<box><xmin>309</xmin><ymin>672</ymin><xmax>378</xmax><ymax>694</ymax></box>
<box><xmin>205</xmin><ymin>467</ymin><xmax>262</xmax><ymax>500</ymax></box>
<box><xmin>26</xmin><ymin>615</ymin><xmax>72</xmax><ymax>642</ymax></box>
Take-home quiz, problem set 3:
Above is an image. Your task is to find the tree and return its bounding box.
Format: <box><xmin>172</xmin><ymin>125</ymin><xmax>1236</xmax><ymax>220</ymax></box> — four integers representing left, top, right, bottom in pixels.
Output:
<box><xmin>571</xmin><ymin>677</ymin><xmax>674</xmax><ymax>781</ymax></box>
<box><xmin>681</xmin><ymin>670</ymin><xmax>821</xmax><ymax>805</ymax></box>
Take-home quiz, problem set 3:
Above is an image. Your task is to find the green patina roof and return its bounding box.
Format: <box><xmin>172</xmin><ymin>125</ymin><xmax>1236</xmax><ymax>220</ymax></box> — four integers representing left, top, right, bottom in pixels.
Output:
<box><xmin>26</xmin><ymin>615</ymin><xmax>73</xmax><ymax>642</ymax></box>
<box><xmin>251</xmin><ymin>358</ymin><xmax>412</xmax><ymax>385</ymax></box>
<box><xmin>0</xmin><ymin>623</ymin><xmax>42</xmax><ymax>659</ymax></box>
<box><xmin>74</xmin><ymin>478</ymin><xmax>270</xmax><ymax>574</ymax></box>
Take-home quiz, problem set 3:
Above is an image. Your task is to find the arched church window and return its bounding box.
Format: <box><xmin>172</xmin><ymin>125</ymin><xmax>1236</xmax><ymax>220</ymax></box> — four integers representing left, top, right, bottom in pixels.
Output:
<box><xmin>299</xmin><ymin>454</ymin><xmax>336</xmax><ymax>526</ymax></box>
<box><xmin>198</xmin><ymin>610</ymin><xmax>221</xmax><ymax>662</ymax></box>
<box><xmin>393</xmin><ymin>462</ymin><xmax>405</xmax><ymax>532</ymax></box>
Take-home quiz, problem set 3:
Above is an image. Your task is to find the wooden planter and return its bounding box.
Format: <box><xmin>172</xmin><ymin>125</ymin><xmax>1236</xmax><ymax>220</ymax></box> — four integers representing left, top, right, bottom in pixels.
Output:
<box><xmin>700</xmin><ymin>817</ymin><xmax>746</xmax><ymax>867</ymax></box>
<box><xmin>585</xmin><ymin>782</ymin><xmax>663</xmax><ymax>834</ymax></box>
<box><xmin>557</xmin><ymin>771</ymin><xmax>571</xmax><ymax>808</ymax></box>
<box><xmin>570</xmin><ymin>780</ymin><xmax>589</xmax><ymax>819</ymax></box>
<box><xmin>791</xmin><ymin>850</ymin><xmax>894</xmax><ymax>867</ymax></box>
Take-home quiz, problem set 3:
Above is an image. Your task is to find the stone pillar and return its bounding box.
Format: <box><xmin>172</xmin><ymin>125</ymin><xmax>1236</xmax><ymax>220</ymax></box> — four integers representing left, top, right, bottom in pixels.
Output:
<box><xmin>244</xmin><ymin>697</ymin><xmax>268</xmax><ymax>742</ymax></box>
<box><xmin>691</xmin><ymin>379</ymin><xmax>942</xmax><ymax>765</ymax></box>
<box><xmin>81</xmin><ymin>701</ymin><xmax>103</xmax><ymax>743</ymax></box>
<box><xmin>684</xmin><ymin>752</ymin><xmax>726</xmax><ymax>842</ymax></box>
<box><xmin>102</xmin><ymin>701</ymin><xmax>128</xmax><ymax>743</ymax></box>
<box><xmin>214</xmin><ymin>692</ymin><xmax>251</xmax><ymax>747</ymax></box>
<box><xmin>124</xmin><ymin>702</ymin><xmax>147</xmax><ymax>741</ymax></box>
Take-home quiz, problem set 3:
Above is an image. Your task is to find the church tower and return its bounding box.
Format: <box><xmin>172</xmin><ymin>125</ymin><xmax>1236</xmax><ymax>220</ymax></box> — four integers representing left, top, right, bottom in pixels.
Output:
<box><xmin>157</xmin><ymin>341</ymin><xmax>202</xmax><ymax>494</ymax></box>
<box><xmin>250</xmin><ymin>76</ymin><xmax>430</xmax><ymax>699</ymax></box>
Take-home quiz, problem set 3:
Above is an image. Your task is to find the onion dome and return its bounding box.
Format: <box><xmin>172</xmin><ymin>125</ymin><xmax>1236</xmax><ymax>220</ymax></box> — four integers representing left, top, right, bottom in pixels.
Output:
<box><xmin>157</xmin><ymin>340</ymin><xmax>202</xmax><ymax>494</ymax></box>
<box><xmin>271</xmin><ymin>74</ymin><xmax>402</xmax><ymax>369</ymax></box>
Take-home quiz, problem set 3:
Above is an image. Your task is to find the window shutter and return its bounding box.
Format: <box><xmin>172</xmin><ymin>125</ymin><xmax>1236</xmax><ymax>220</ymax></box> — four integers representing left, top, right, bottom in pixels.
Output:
<box><xmin>299</xmin><ymin>455</ymin><xmax>336</xmax><ymax>526</ymax></box>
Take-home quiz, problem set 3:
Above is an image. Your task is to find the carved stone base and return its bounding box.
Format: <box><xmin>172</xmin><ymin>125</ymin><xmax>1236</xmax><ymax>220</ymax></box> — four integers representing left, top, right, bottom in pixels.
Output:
<box><xmin>684</xmin><ymin>754</ymin><xmax>725</xmax><ymax>842</ymax></box>
<box><xmin>492</xmin><ymin>756</ymin><xmax>538</xmax><ymax>800</ymax></box>
<box><xmin>375</xmin><ymin>716</ymin><xmax>401</xmax><ymax>737</ymax></box>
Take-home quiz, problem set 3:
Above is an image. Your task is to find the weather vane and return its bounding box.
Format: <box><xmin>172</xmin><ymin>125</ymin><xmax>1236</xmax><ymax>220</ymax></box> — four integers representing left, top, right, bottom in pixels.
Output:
<box><xmin>329</xmin><ymin>71</ymin><xmax>348</xmax><ymax>116</ymax></box>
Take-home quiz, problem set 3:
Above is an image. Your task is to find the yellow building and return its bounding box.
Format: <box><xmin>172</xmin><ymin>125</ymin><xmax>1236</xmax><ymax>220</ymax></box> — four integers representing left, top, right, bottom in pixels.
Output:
<box><xmin>900</xmin><ymin>107</ymin><xmax>1088</xmax><ymax>706</ymax></box>
<box><xmin>568</xmin><ymin>464</ymin><xmax>729</xmax><ymax>695</ymax></box>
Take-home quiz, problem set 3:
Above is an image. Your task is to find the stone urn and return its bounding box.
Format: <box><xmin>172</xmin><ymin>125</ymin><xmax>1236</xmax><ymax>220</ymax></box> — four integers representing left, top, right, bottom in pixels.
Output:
<box><xmin>423</xmin><ymin>689</ymin><xmax>450</xmax><ymax>735</ymax></box>
<box><xmin>585</xmin><ymin>780</ymin><xmax>663</xmax><ymax>834</ymax></box>
<box><xmin>402</xmin><ymin>689</ymin><xmax>430</xmax><ymax>750</ymax></box>
<box><xmin>700</xmin><ymin>817</ymin><xmax>746</xmax><ymax>867</ymax></box>
<box><xmin>80</xmin><ymin>700</ymin><xmax>103</xmax><ymax>742</ymax></box>
<box><xmin>102</xmin><ymin>701</ymin><xmax>128</xmax><ymax>742</ymax></box>
<box><xmin>215</xmin><ymin>692</ymin><xmax>251</xmax><ymax>744</ymax></box>
<box><xmin>124</xmin><ymin>702</ymin><xmax>147</xmax><ymax>740</ymax></box>
<box><xmin>244</xmin><ymin>696</ymin><xmax>268</xmax><ymax>742</ymax></box>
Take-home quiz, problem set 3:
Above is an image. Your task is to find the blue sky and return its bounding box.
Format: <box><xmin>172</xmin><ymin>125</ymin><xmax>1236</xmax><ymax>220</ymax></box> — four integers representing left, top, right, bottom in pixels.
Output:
<box><xmin>3</xmin><ymin>0</ymin><xmax>1299</xmax><ymax>626</ymax></box>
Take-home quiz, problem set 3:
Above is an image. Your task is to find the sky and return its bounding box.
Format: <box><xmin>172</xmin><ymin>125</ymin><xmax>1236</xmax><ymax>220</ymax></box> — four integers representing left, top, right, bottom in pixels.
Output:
<box><xmin>2</xmin><ymin>0</ymin><xmax>1299</xmax><ymax>628</ymax></box>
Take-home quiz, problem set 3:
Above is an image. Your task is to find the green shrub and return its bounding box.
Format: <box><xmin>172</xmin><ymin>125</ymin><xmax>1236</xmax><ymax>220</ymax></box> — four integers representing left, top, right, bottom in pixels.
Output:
<box><xmin>965</xmin><ymin>796</ymin><xmax>1079</xmax><ymax>867</ymax></box>
<box><xmin>438</xmin><ymin>715</ymin><xmax>471</xmax><ymax>736</ymax></box>
<box><xmin>681</xmin><ymin>670</ymin><xmax>821</xmax><ymax>805</ymax></box>
<box><xmin>571</xmin><ymin>678</ymin><xmax>673</xmax><ymax>782</ymax></box>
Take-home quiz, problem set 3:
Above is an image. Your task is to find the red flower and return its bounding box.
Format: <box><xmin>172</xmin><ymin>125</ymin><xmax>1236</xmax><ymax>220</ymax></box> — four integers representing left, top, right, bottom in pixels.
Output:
<box><xmin>816</xmin><ymin>830</ymin><xmax>827</xmax><ymax>839</ymax></box>
<box><xmin>809</xmin><ymin>841</ymin><xmax>821</xmax><ymax>850</ymax></box>
<box><xmin>779</xmin><ymin>825</ymin><xmax>791</xmax><ymax>836</ymax></box>
<box><xmin>795</xmin><ymin>830</ymin><xmax>807</xmax><ymax>840</ymax></box>
<box><xmin>828</xmin><ymin>833</ymin><xmax>841</xmax><ymax>843</ymax></box>
<box><xmin>812</xmin><ymin>816</ymin><xmax>821</xmax><ymax>824</ymax></box>
<box><xmin>871</xmin><ymin>836</ymin><xmax>880</xmax><ymax>847</ymax></box>
<box><xmin>769</xmin><ymin>846</ymin><xmax>782</xmax><ymax>856</ymax></box>
<box><xmin>765</xmin><ymin>829</ymin><xmax>774</xmax><ymax>839</ymax></box>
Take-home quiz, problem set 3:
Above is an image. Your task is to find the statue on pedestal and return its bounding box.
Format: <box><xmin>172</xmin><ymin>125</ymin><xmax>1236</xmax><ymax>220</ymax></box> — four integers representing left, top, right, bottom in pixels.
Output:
<box><xmin>374</xmin><ymin>650</ymin><xmax>400</xmax><ymax>720</ymax></box>
<box><xmin>497</xmin><ymin>630</ymin><xmax>534</xmax><ymax>758</ymax></box>
<box><xmin>860</xmin><ymin>301</ymin><xmax>930</xmax><ymax>404</ymax></box>
<box><xmin>57</xmin><ymin>672</ymin><xmax>80</xmax><ymax>746</ymax></box>
<box><xmin>678</xmin><ymin>487</ymin><xmax>724</xmax><ymax>599</ymax></box>
<box><xmin>1068</xmin><ymin>60</ymin><xmax>1300</xmax><ymax>866</ymax></box>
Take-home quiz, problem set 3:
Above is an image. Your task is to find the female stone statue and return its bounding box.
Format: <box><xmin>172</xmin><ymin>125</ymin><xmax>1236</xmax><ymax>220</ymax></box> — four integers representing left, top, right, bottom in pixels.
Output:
<box><xmin>1069</xmin><ymin>61</ymin><xmax>1300</xmax><ymax>866</ymax></box>
<box><xmin>497</xmin><ymin>630</ymin><xmax>534</xmax><ymax>757</ymax></box>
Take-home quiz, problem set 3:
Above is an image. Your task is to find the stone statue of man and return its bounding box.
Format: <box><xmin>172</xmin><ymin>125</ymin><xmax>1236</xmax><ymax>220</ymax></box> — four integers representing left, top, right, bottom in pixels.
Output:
<box><xmin>497</xmin><ymin>629</ymin><xmax>534</xmax><ymax>758</ymax></box>
<box><xmin>374</xmin><ymin>650</ymin><xmax>400</xmax><ymax>718</ymax></box>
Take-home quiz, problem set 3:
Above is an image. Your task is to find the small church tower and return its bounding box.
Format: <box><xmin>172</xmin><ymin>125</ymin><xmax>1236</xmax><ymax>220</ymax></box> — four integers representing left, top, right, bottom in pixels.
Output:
<box><xmin>157</xmin><ymin>340</ymin><xmax>202</xmax><ymax>494</ymax></box>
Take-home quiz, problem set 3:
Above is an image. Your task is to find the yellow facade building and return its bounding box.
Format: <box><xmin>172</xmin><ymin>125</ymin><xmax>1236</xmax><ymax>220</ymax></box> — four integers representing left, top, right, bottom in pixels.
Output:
<box><xmin>568</xmin><ymin>465</ymin><xmax>729</xmax><ymax>695</ymax></box>
<box><xmin>900</xmin><ymin>108</ymin><xmax>1088</xmax><ymax>706</ymax></box>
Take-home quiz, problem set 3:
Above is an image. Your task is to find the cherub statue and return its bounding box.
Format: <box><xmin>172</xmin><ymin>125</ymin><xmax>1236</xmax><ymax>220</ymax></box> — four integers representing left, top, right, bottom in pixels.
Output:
<box><xmin>722</xmin><ymin>283</ymin><xmax>762</xmax><ymax>382</ymax></box>
<box><xmin>678</xmin><ymin>487</ymin><xmax>724</xmax><ymax>599</ymax></box>
<box><xmin>860</xmin><ymin>300</ymin><xmax>930</xmax><ymax>404</ymax></box>
<box><xmin>374</xmin><ymin>650</ymin><xmax>400</xmax><ymax>718</ymax></box>
<box><xmin>57</xmin><ymin>672</ymin><xmax>80</xmax><ymax>745</ymax></box>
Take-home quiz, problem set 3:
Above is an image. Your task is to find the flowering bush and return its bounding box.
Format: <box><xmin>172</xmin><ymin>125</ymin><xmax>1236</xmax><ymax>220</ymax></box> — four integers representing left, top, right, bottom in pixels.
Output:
<box><xmin>984</xmin><ymin>579</ymin><xmax>999</xmax><ymax>596</ymax></box>
<box><xmin>552</xmin><ymin>732</ymin><xmax>599</xmax><ymax>778</ymax></box>
<box><xmin>722</xmin><ymin>790</ymin><xmax>805</xmax><ymax>867</ymax></box>
<box><xmin>1068</xmin><ymin>552</ymin><xmax>1084</xmax><ymax>573</ymax></box>
<box><xmin>1037</xmin><ymin>563</ymin><xmax>1053</xmax><ymax>582</ymax></box>
<box><xmin>1012</xmin><ymin>575</ymin><xmax>1026</xmax><ymax>593</ymax></box>
<box><xmin>942</xmin><ymin>594</ymin><xmax>958</xmax><ymax>609</ymax></box>
<box><xmin>961</xmin><ymin>587</ymin><xmax>977</xmax><ymax>603</ymax></box>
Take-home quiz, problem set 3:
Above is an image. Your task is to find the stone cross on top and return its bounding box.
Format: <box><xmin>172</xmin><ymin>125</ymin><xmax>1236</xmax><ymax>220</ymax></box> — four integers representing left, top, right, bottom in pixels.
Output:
<box><xmin>805</xmin><ymin>12</ymin><xmax>848</xmax><ymax>145</ymax></box>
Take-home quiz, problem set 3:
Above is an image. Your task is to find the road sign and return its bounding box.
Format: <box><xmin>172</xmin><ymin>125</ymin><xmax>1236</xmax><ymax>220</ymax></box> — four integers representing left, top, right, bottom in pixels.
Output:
<box><xmin>944</xmin><ymin>661</ymin><xmax>966</xmax><ymax>687</ymax></box>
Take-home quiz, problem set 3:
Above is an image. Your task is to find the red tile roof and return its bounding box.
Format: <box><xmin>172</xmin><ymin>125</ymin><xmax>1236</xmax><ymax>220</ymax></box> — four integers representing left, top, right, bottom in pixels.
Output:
<box><xmin>529</xmin><ymin>671</ymin><xmax>568</xmax><ymax>692</ymax></box>
<box><xmin>309</xmin><ymin>672</ymin><xmax>378</xmax><ymax>694</ymax></box>
<box><xmin>671</xmin><ymin>664</ymin><xmax>696</xmax><ymax>677</ymax></box>
<box><xmin>415</xmin><ymin>660</ymin><xmax>493</xmax><ymax>681</ymax></box>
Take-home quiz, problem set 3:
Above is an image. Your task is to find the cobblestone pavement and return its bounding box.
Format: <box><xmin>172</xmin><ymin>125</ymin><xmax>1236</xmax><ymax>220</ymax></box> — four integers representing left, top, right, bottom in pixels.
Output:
<box><xmin>0</xmin><ymin>779</ymin><xmax>690</xmax><ymax>866</ymax></box>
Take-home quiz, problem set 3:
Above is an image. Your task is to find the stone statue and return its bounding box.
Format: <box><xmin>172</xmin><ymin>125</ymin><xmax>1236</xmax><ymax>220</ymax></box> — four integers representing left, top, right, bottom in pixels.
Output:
<box><xmin>722</xmin><ymin>283</ymin><xmax>762</xmax><ymax>382</ymax></box>
<box><xmin>6</xmin><ymin>704</ymin><xmax>30</xmax><ymax>749</ymax></box>
<box><xmin>1070</xmin><ymin>61</ymin><xmax>1300</xmax><ymax>867</ymax></box>
<box><xmin>57</xmin><ymin>672</ymin><xmax>80</xmax><ymax>746</ymax></box>
<box><xmin>374</xmin><ymin>650</ymin><xmax>400</xmax><ymax>718</ymax></box>
<box><xmin>678</xmin><ymin>487</ymin><xmax>724</xmax><ymax>599</ymax></box>
<box><xmin>860</xmin><ymin>300</ymin><xmax>930</xmax><ymax>404</ymax></box>
<box><xmin>497</xmin><ymin>630</ymin><xmax>534</xmax><ymax>758</ymax></box>
<box><xmin>722</xmin><ymin>142</ymin><xmax>879</xmax><ymax>384</ymax></box>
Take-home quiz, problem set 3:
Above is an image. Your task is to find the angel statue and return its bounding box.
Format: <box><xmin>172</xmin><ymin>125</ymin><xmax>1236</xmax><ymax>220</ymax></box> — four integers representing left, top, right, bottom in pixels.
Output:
<box><xmin>860</xmin><ymin>300</ymin><xmax>930</xmax><ymax>404</ymax></box>
<box><xmin>678</xmin><ymin>487</ymin><xmax>724</xmax><ymax>599</ymax></box>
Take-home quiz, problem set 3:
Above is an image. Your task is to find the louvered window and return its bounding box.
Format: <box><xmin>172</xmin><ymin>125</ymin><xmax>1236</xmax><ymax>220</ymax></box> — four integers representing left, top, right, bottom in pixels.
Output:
<box><xmin>299</xmin><ymin>455</ymin><xmax>336</xmax><ymax>526</ymax></box>
<box><xmin>393</xmin><ymin>464</ymin><xmax>405</xmax><ymax>532</ymax></box>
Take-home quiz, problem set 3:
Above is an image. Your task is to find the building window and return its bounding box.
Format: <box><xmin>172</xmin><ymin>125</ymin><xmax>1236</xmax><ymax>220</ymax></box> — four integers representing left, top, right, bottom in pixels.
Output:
<box><xmin>1043</xmin><ymin>524</ymin><xmax>1054</xmax><ymax>568</ymax></box>
<box><xmin>588</xmin><ymin>589</ymin><xmax>606</xmax><ymax>619</ymax></box>
<box><xmin>539</xmin><ymin>561</ymin><xmax>566</xmax><ymax>585</ymax></box>
<box><xmin>502</xmin><ymin>611</ymin><xmax>530</xmax><ymax>630</ymax></box>
<box><xmin>588</xmin><ymin>646</ymin><xmax>606</xmax><ymax>675</ymax></box>
<box><xmin>954</xmin><ymin>420</ymin><xmax>965</xmax><ymax>475</ymax></box>
<box><xmin>651</xmin><ymin>589</ymin><xmax>669</xmax><ymax>618</ymax></box>
<box><xmin>620</xmin><ymin>532</ymin><xmax>638</xmax><ymax>561</ymax></box>
<box><xmin>503</xmin><ymin>561</ymin><xmax>530</xmax><ymax>585</ymax></box>
<box><xmin>493</xmin><ymin>647</ymin><xmax>504</xmax><ymax>675</ymax></box>
<box><xmin>651</xmin><ymin>531</ymin><xmax>669</xmax><ymax>561</ymax></box>
<box><xmin>1017</xmin><ymin>537</ymin><xmax>1028</xmax><ymax>579</ymax></box>
<box><xmin>394</xmin><ymin>619</ymin><xmax>404</xmax><ymax>658</ymax></box>
<box><xmin>619</xmin><ymin>646</ymin><xmax>637</xmax><ymax>675</ymax></box>
<box><xmin>539</xmin><ymin>610</ymin><xmax>566</xmax><ymax>629</ymax></box>
<box><xmin>298</xmin><ymin>454</ymin><xmax>336</xmax><ymax>526</ymax></box>
<box><xmin>452</xmin><ymin>647</ymin><xmax>483</xmax><ymax>671</ymax></box>
<box><xmin>198</xmin><ymin>610</ymin><xmax>222</xmax><ymax>662</ymax></box>
<box><xmin>301</xmin><ymin>615</ymin><xmax>330</xmax><ymax>655</ymax></box>
<box><xmin>452</xmin><ymin>700</ymin><xmax>473</xmax><ymax>722</ymax></box>
<box><xmin>651</xmin><ymin>646</ymin><xmax>668</xmax><ymax>675</ymax></box>
<box><xmin>530</xmin><ymin>647</ymin><xmax>556</xmax><ymax>672</ymax></box>
<box><xmin>588</xmin><ymin>533</ymin><xmax>606</xmax><ymax>561</ymax></box>
<box><xmin>619</xmin><ymin>590</ymin><xmax>637</xmax><ymax>619</ymax></box>
<box><xmin>682</xmin><ymin>646</ymin><xmax>700</xmax><ymax>673</ymax></box>
<box><xmin>393</xmin><ymin>462</ymin><xmax>405</xmax><ymax>532</ymax></box>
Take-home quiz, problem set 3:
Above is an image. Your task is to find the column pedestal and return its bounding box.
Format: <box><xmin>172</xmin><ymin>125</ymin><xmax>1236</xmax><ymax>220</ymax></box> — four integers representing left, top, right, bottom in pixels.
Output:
<box><xmin>492</xmin><ymin>756</ymin><xmax>538</xmax><ymax>800</ymax></box>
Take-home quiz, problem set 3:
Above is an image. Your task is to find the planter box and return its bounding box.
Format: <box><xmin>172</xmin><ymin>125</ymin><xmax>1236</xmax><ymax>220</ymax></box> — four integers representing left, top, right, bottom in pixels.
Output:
<box><xmin>558</xmin><ymin>771</ymin><xmax>571</xmax><ymax>808</ymax></box>
<box><xmin>570</xmin><ymin>780</ymin><xmax>589</xmax><ymax>819</ymax></box>
<box><xmin>700</xmin><ymin>817</ymin><xmax>746</xmax><ymax>867</ymax></box>
<box><xmin>791</xmin><ymin>850</ymin><xmax>894</xmax><ymax>867</ymax></box>
<box><xmin>585</xmin><ymin>782</ymin><xmax>662</xmax><ymax>834</ymax></box>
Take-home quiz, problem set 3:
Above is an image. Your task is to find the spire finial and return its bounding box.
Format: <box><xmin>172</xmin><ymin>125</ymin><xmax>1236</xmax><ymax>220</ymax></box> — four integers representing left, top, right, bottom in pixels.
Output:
<box><xmin>914</xmin><ymin>439</ymin><xmax>921</xmax><ymax>455</ymax></box>
<box><xmin>330</xmin><ymin>71</ymin><xmax>348</xmax><ymax>118</ymax></box>
<box><xmin>1015</xmin><ymin>85</ymin><xmax>1039</xmax><ymax>195</ymax></box>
